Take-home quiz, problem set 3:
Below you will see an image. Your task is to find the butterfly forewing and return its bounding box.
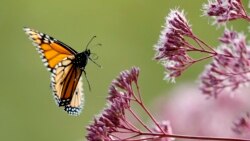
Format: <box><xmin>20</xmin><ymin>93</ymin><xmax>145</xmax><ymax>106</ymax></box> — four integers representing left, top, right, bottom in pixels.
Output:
<box><xmin>23</xmin><ymin>27</ymin><xmax>77</xmax><ymax>71</ymax></box>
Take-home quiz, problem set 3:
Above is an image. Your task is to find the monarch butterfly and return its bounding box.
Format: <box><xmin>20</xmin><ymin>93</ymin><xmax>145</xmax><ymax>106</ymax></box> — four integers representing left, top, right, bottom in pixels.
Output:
<box><xmin>24</xmin><ymin>27</ymin><xmax>99</xmax><ymax>116</ymax></box>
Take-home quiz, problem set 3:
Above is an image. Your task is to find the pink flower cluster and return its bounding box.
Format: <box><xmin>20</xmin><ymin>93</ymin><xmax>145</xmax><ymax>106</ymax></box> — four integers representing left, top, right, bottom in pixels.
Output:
<box><xmin>154</xmin><ymin>9</ymin><xmax>217</xmax><ymax>82</ymax></box>
<box><xmin>200</xmin><ymin>29</ymin><xmax>250</xmax><ymax>97</ymax></box>
<box><xmin>203</xmin><ymin>0</ymin><xmax>250</xmax><ymax>23</ymax></box>
<box><xmin>154</xmin><ymin>1</ymin><xmax>250</xmax><ymax>98</ymax></box>
<box><xmin>85</xmin><ymin>1</ymin><xmax>250</xmax><ymax>141</ymax></box>
<box><xmin>154</xmin><ymin>10</ymin><xmax>194</xmax><ymax>82</ymax></box>
<box><xmin>153</xmin><ymin>0</ymin><xmax>250</xmax><ymax>139</ymax></box>
<box><xmin>86</xmin><ymin>67</ymin><xmax>173</xmax><ymax>141</ymax></box>
<box><xmin>86</xmin><ymin>67</ymin><xmax>139</xmax><ymax>140</ymax></box>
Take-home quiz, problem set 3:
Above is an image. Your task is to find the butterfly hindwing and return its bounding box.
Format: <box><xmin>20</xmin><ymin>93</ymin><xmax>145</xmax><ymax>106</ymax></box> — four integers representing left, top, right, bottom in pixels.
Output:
<box><xmin>64</xmin><ymin>77</ymin><xmax>84</xmax><ymax>116</ymax></box>
<box><xmin>50</xmin><ymin>56</ymin><xmax>84</xmax><ymax>115</ymax></box>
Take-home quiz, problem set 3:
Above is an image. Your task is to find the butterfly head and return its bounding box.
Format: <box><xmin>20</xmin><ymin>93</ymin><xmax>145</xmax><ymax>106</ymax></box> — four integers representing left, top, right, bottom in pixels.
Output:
<box><xmin>83</xmin><ymin>36</ymin><xmax>102</xmax><ymax>69</ymax></box>
<box><xmin>84</xmin><ymin>49</ymin><xmax>91</xmax><ymax>57</ymax></box>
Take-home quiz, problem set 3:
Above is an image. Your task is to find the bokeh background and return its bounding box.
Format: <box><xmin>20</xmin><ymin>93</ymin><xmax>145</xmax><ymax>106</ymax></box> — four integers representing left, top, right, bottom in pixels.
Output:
<box><xmin>0</xmin><ymin>0</ymin><xmax>248</xmax><ymax>141</ymax></box>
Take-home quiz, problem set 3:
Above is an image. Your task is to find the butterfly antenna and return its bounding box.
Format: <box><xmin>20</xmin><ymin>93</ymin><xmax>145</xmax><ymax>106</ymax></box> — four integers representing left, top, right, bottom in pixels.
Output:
<box><xmin>83</xmin><ymin>70</ymin><xmax>91</xmax><ymax>91</ymax></box>
<box><xmin>85</xmin><ymin>36</ymin><xmax>96</xmax><ymax>50</ymax></box>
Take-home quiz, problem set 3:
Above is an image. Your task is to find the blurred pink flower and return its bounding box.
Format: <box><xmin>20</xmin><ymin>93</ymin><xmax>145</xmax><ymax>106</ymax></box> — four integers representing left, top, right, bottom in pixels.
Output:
<box><xmin>152</xmin><ymin>83</ymin><xmax>250</xmax><ymax>141</ymax></box>
<box><xmin>232</xmin><ymin>112</ymin><xmax>250</xmax><ymax>137</ymax></box>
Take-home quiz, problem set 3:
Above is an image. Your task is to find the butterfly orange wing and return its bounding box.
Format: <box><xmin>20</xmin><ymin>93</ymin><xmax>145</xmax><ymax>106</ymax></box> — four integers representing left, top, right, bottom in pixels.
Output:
<box><xmin>23</xmin><ymin>27</ymin><xmax>77</xmax><ymax>71</ymax></box>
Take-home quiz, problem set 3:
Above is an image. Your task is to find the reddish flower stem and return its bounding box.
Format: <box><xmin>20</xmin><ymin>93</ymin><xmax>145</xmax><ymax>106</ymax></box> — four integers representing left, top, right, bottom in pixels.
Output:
<box><xmin>138</xmin><ymin>101</ymin><xmax>166</xmax><ymax>134</ymax></box>
<box><xmin>134</xmin><ymin>81</ymin><xmax>142</xmax><ymax>102</ymax></box>
<box><xmin>126</xmin><ymin>132</ymin><xmax>250</xmax><ymax>141</ymax></box>
<box><xmin>128</xmin><ymin>108</ymin><xmax>153</xmax><ymax>133</ymax></box>
<box><xmin>130</xmin><ymin>85</ymin><xmax>140</xmax><ymax>104</ymax></box>
<box><xmin>110</xmin><ymin>134</ymin><xmax>122</xmax><ymax>140</ymax></box>
<box><xmin>192</xmin><ymin>35</ymin><xmax>216</xmax><ymax>53</ymax></box>
<box><xmin>186</xmin><ymin>46</ymin><xmax>216</xmax><ymax>55</ymax></box>
<box><xmin>122</xmin><ymin>133</ymin><xmax>141</xmax><ymax>140</ymax></box>
<box><xmin>113</xmin><ymin>130</ymin><xmax>137</xmax><ymax>134</ymax></box>
<box><xmin>121</xmin><ymin>116</ymin><xmax>140</xmax><ymax>132</ymax></box>
<box><xmin>133</xmin><ymin>80</ymin><xmax>166</xmax><ymax>134</ymax></box>
<box><xmin>192</xmin><ymin>55</ymin><xmax>215</xmax><ymax>63</ymax></box>
<box><xmin>187</xmin><ymin>45</ymin><xmax>239</xmax><ymax>59</ymax></box>
<box><xmin>238</xmin><ymin>0</ymin><xmax>248</xmax><ymax>19</ymax></box>
<box><xmin>189</xmin><ymin>34</ymin><xmax>206</xmax><ymax>51</ymax></box>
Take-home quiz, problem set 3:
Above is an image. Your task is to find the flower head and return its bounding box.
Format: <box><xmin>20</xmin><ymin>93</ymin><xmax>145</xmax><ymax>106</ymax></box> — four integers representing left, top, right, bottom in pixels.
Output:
<box><xmin>203</xmin><ymin>0</ymin><xmax>248</xmax><ymax>23</ymax></box>
<box><xmin>154</xmin><ymin>9</ymin><xmax>194</xmax><ymax>82</ymax></box>
<box><xmin>200</xmin><ymin>29</ymin><xmax>250</xmax><ymax>97</ymax></box>
<box><xmin>86</xmin><ymin>101</ymin><xmax>125</xmax><ymax>141</ymax></box>
<box><xmin>107</xmin><ymin>67</ymin><xmax>139</xmax><ymax>102</ymax></box>
<box><xmin>86</xmin><ymin>67</ymin><xmax>140</xmax><ymax>141</ymax></box>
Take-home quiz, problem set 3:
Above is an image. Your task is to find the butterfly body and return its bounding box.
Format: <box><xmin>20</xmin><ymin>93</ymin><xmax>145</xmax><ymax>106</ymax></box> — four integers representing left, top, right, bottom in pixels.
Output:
<box><xmin>73</xmin><ymin>49</ymin><xmax>90</xmax><ymax>71</ymax></box>
<box><xmin>24</xmin><ymin>27</ymin><xmax>92</xmax><ymax>116</ymax></box>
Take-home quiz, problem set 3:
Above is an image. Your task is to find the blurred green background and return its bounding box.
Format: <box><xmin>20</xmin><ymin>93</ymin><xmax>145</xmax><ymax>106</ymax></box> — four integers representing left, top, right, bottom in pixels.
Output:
<box><xmin>0</xmin><ymin>0</ymin><xmax>248</xmax><ymax>141</ymax></box>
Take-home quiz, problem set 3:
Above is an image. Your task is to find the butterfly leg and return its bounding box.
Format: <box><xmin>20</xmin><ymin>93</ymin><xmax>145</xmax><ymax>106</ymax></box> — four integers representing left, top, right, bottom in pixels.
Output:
<box><xmin>83</xmin><ymin>70</ymin><xmax>91</xmax><ymax>91</ymax></box>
